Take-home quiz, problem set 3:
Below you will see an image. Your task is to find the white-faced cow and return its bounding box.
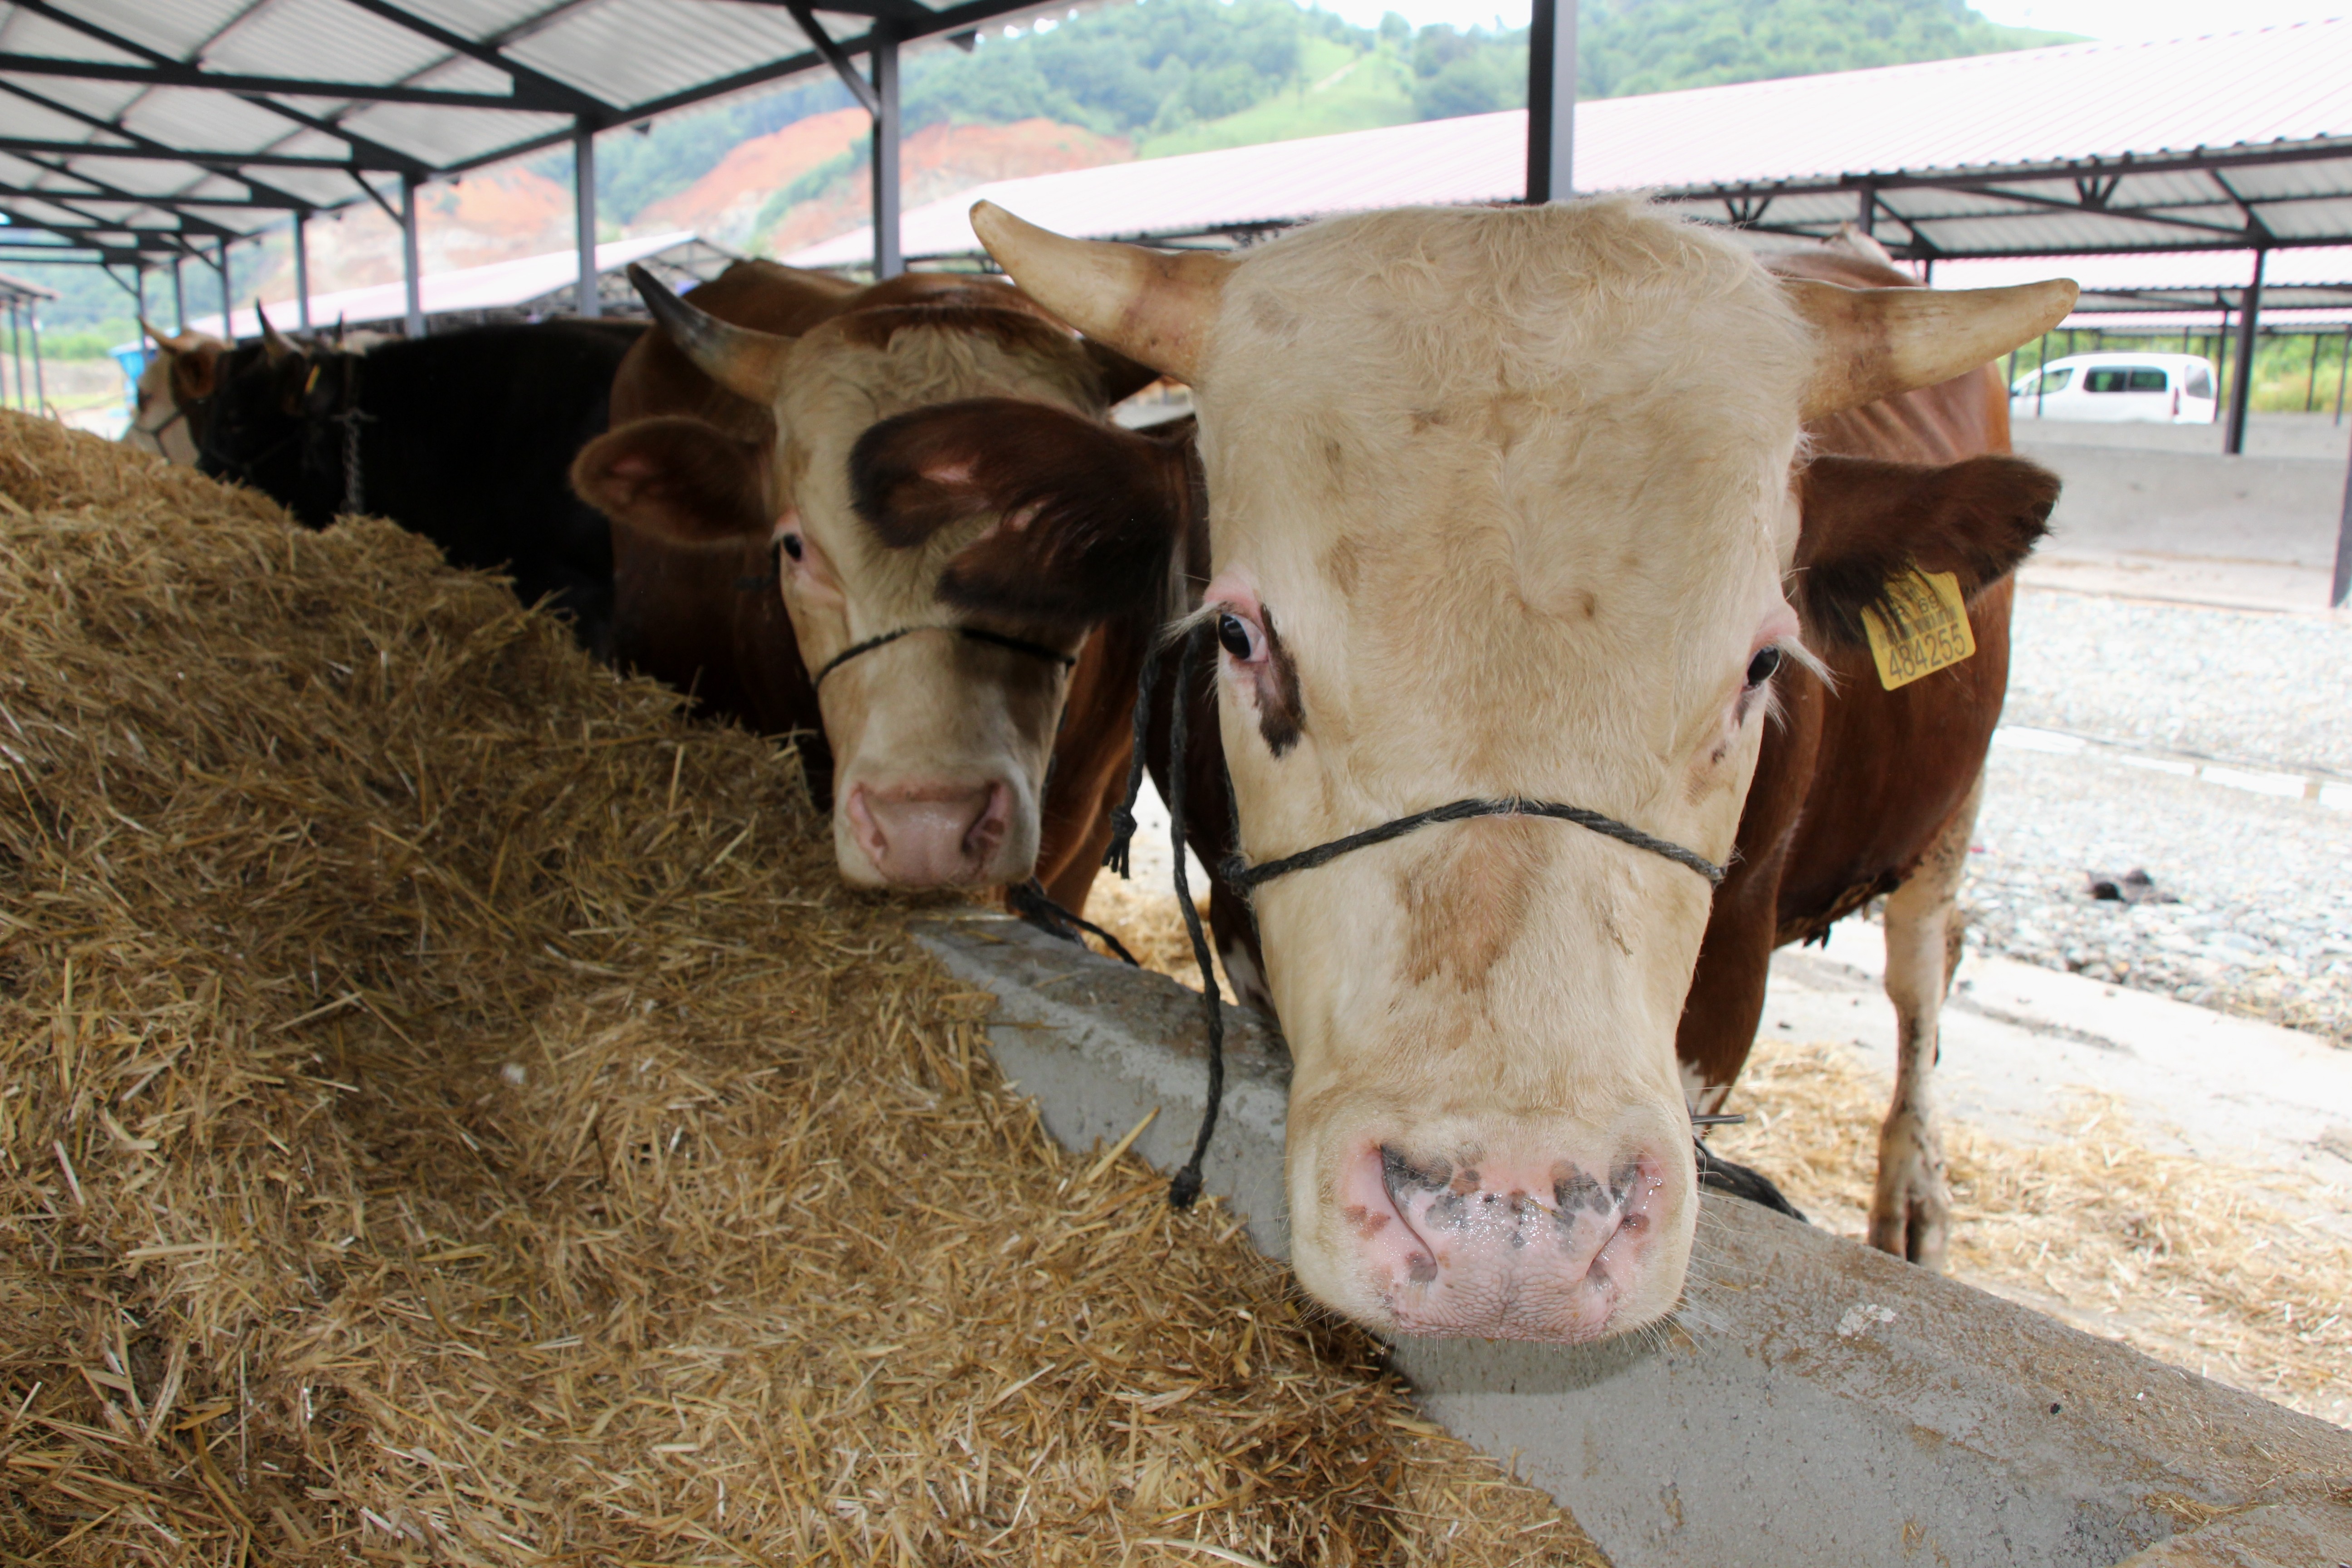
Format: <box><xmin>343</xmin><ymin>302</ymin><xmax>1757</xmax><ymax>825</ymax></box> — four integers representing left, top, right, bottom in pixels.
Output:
<box><xmin>913</xmin><ymin>197</ymin><xmax>2071</xmax><ymax>1344</ymax></box>
<box><xmin>570</xmin><ymin>262</ymin><xmax>1169</xmax><ymax>903</ymax></box>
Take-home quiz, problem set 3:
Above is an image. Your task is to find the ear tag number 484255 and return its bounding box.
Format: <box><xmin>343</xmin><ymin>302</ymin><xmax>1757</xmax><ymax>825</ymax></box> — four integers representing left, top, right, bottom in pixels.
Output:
<box><xmin>1859</xmin><ymin>569</ymin><xmax>1975</xmax><ymax>691</ymax></box>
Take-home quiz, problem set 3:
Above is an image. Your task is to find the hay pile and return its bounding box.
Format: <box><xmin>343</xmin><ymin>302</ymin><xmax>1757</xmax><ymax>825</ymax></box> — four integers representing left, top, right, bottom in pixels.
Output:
<box><xmin>0</xmin><ymin>415</ymin><xmax>1599</xmax><ymax>1565</ymax></box>
<box><xmin>1708</xmin><ymin>1039</ymin><xmax>2352</xmax><ymax>1428</ymax></box>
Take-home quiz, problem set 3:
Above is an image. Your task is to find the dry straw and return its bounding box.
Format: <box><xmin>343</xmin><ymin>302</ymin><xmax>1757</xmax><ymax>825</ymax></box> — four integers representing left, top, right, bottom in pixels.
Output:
<box><xmin>1706</xmin><ymin>1039</ymin><xmax>2351</xmax><ymax>1429</ymax></box>
<box><xmin>0</xmin><ymin>415</ymin><xmax>1599</xmax><ymax>1565</ymax></box>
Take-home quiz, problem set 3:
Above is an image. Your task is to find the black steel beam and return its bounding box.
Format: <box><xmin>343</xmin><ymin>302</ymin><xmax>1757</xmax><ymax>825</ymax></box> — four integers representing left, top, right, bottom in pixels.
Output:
<box><xmin>737</xmin><ymin>0</ymin><xmax>936</xmax><ymax>20</ymax></box>
<box><xmin>0</xmin><ymin>181</ymin><xmax>302</xmax><ymax>212</ymax></box>
<box><xmin>0</xmin><ymin>54</ymin><xmax>566</xmax><ymax>112</ymax></box>
<box><xmin>1656</xmin><ymin>138</ymin><xmax>2352</xmax><ymax>208</ymax></box>
<box><xmin>785</xmin><ymin>3</ymin><xmax>883</xmax><ymax>114</ymax></box>
<box><xmin>1889</xmin><ymin>182</ymin><xmax>2254</xmax><ymax>239</ymax></box>
<box><xmin>1525</xmin><ymin>0</ymin><xmax>1575</xmax><ymax>202</ymax></box>
<box><xmin>0</xmin><ymin>136</ymin><xmax>400</xmax><ymax>172</ymax></box>
<box><xmin>870</xmin><ymin>24</ymin><xmax>900</xmax><ymax>278</ymax></box>
<box><xmin>338</xmin><ymin>0</ymin><xmax>619</xmax><ymax>122</ymax></box>
<box><xmin>2225</xmin><ymin>249</ymin><xmax>2265</xmax><ymax>455</ymax></box>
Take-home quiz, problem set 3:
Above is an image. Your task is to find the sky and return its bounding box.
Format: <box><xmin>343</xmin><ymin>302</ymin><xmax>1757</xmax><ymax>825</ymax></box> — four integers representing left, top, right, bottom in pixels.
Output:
<box><xmin>1312</xmin><ymin>0</ymin><xmax>2352</xmax><ymax>40</ymax></box>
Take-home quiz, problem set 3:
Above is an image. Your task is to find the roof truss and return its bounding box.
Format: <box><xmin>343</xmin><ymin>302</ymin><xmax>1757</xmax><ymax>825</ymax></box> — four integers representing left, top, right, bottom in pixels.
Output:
<box><xmin>0</xmin><ymin>0</ymin><xmax>1049</xmax><ymax>264</ymax></box>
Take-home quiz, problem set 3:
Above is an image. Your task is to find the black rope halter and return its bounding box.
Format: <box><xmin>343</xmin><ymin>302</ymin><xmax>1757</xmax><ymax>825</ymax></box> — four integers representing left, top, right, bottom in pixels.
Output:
<box><xmin>1099</xmin><ymin>621</ymin><xmax>1732</xmax><ymax>1210</ymax></box>
<box><xmin>813</xmin><ymin>623</ymin><xmax>1077</xmax><ymax>689</ymax></box>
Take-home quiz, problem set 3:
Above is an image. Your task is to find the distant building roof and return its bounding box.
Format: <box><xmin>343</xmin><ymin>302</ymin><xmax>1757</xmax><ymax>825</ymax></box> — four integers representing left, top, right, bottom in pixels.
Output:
<box><xmin>790</xmin><ymin>17</ymin><xmax>2352</xmax><ymax>269</ymax></box>
<box><xmin>1938</xmin><ymin>246</ymin><xmax>2352</xmax><ymax>313</ymax></box>
<box><xmin>175</xmin><ymin>231</ymin><xmax>729</xmax><ymax>341</ymax></box>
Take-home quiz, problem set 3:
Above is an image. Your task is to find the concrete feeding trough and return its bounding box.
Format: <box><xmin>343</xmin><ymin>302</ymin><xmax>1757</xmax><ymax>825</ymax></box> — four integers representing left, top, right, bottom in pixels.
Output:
<box><xmin>917</xmin><ymin>911</ymin><xmax>2352</xmax><ymax>1568</ymax></box>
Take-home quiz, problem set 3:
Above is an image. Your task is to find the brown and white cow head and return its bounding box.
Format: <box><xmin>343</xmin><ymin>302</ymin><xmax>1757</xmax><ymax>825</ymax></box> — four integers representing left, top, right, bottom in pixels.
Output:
<box><xmin>575</xmin><ymin>270</ymin><xmax>1150</xmax><ymax>889</ymax></box>
<box><xmin>964</xmin><ymin>196</ymin><xmax>2071</xmax><ymax>1343</ymax></box>
<box><xmin>125</xmin><ymin>320</ymin><xmax>231</xmax><ymax>466</ymax></box>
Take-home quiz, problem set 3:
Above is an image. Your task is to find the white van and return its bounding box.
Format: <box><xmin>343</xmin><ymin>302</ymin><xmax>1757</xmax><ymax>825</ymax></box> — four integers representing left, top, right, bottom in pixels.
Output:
<box><xmin>2009</xmin><ymin>352</ymin><xmax>2218</xmax><ymax>424</ymax></box>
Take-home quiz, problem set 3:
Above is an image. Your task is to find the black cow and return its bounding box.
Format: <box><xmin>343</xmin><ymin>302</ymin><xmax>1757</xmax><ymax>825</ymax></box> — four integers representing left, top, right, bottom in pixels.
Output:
<box><xmin>200</xmin><ymin>319</ymin><xmax>643</xmax><ymax>657</ymax></box>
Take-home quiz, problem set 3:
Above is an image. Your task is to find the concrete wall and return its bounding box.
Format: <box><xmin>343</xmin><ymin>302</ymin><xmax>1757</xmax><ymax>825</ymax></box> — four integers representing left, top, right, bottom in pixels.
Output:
<box><xmin>916</xmin><ymin>911</ymin><xmax>2352</xmax><ymax>1568</ymax></box>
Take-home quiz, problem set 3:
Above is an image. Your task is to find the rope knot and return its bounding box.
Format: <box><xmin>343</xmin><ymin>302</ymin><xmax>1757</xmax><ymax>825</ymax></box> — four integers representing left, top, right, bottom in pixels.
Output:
<box><xmin>1102</xmin><ymin>804</ymin><xmax>1137</xmax><ymax>878</ymax></box>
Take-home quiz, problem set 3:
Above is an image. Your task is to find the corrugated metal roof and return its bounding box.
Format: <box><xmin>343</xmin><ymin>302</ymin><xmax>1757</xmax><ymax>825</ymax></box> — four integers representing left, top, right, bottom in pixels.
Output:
<box><xmin>0</xmin><ymin>0</ymin><xmax>1060</xmax><ymax>270</ymax></box>
<box><xmin>791</xmin><ymin>16</ymin><xmax>2352</xmax><ymax>269</ymax></box>
<box><xmin>175</xmin><ymin>228</ymin><xmax>721</xmax><ymax>336</ymax></box>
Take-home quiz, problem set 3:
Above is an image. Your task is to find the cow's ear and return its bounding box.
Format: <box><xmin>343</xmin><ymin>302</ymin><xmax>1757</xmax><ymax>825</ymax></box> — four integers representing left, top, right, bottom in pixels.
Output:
<box><xmin>1793</xmin><ymin>453</ymin><xmax>2058</xmax><ymax>648</ymax></box>
<box><xmin>170</xmin><ymin>343</ymin><xmax>222</xmax><ymax>404</ymax></box>
<box><xmin>572</xmin><ymin>416</ymin><xmax>768</xmax><ymax>543</ymax></box>
<box><xmin>1082</xmin><ymin>338</ymin><xmax>1164</xmax><ymax>406</ymax></box>
<box><xmin>849</xmin><ymin>397</ymin><xmax>1196</xmax><ymax>623</ymax></box>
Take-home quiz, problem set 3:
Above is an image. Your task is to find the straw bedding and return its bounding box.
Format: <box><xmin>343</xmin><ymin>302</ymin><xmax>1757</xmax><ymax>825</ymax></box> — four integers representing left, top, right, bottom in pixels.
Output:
<box><xmin>0</xmin><ymin>414</ymin><xmax>1601</xmax><ymax>1565</ymax></box>
<box><xmin>1707</xmin><ymin>1039</ymin><xmax>2352</xmax><ymax>1429</ymax></box>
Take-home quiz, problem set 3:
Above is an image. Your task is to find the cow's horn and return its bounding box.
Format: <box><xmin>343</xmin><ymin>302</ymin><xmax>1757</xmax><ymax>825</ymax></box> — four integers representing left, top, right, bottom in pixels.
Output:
<box><xmin>140</xmin><ymin>316</ymin><xmax>199</xmax><ymax>354</ymax></box>
<box><xmin>1787</xmin><ymin>276</ymin><xmax>2077</xmax><ymax>419</ymax></box>
<box><xmin>628</xmin><ymin>264</ymin><xmax>791</xmax><ymax>403</ymax></box>
<box><xmin>256</xmin><ymin>299</ymin><xmax>298</xmax><ymax>364</ymax></box>
<box><xmin>970</xmin><ymin>201</ymin><xmax>1231</xmax><ymax>384</ymax></box>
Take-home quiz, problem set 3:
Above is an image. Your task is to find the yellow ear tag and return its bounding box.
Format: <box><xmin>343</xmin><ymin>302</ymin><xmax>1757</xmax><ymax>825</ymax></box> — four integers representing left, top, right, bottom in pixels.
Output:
<box><xmin>304</xmin><ymin>363</ymin><xmax>322</xmax><ymax>395</ymax></box>
<box><xmin>1859</xmin><ymin>569</ymin><xmax>1975</xmax><ymax>690</ymax></box>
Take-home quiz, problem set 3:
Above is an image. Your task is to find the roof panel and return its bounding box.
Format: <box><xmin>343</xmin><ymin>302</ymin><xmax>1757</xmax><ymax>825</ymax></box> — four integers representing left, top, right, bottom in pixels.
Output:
<box><xmin>122</xmin><ymin>85</ymin><xmax>327</xmax><ymax>151</ymax></box>
<box><xmin>0</xmin><ymin>9</ymin><xmax>144</xmax><ymax>63</ymax></box>
<box><xmin>2257</xmin><ymin>196</ymin><xmax>2352</xmax><ymax>240</ymax></box>
<box><xmin>63</xmin><ymin>155</ymin><xmax>210</xmax><ymax>195</ymax></box>
<box><xmin>501</xmin><ymin>0</ymin><xmax>810</xmax><ymax>110</ymax></box>
<box><xmin>0</xmin><ymin>92</ymin><xmax>117</xmax><ymax>141</ymax></box>
<box><xmin>395</xmin><ymin>0</ymin><xmax>575</xmax><ymax>44</ymax></box>
<box><xmin>334</xmin><ymin>99</ymin><xmax>568</xmax><ymax>165</ymax></box>
<box><xmin>203</xmin><ymin>0</ymin><xmax>457</xmax><ymax>85</ymax></box>
<box><xmin>0</xmin><ymin>71</ymin><xmax>142</xmax><ymax>121</ymax></box>
<box><xmin>59</xmin><ymin>0</ymin><xmax>253</xmax><ymax>61</ymax></box>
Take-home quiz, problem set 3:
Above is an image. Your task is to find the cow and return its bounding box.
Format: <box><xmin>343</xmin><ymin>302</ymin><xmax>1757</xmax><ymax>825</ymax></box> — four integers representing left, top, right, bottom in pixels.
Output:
<box><xmin>568</xmin><ymin>260</ymin><xmax>1168</xmax><ymax>908</ymax></box>
<box><xmin>995</xmin><ymin>231</ymin><xmax>2040</xmax><ymax>1271</ymax></box>
<box><xmin>123</xmin><ymin>321</ymin><xmax>231</xmax><ymax>465</ymax></box>
<box><xmin>199</xmin><ymin>317</ymin><xmax>642</xmax><ymax>657</ymax></box>
<box><xmin>871</xmin><ymin>196</ymin><xmax>2070</xmax><ymax>1344</ymax></box>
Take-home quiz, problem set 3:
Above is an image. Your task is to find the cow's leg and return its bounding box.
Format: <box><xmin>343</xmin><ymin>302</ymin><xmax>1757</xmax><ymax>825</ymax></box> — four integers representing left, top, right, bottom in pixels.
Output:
<box><xmin>1868</xmin><ymin>767</ymin><xmax>1983</xmax><ymax>1269</ymax></box>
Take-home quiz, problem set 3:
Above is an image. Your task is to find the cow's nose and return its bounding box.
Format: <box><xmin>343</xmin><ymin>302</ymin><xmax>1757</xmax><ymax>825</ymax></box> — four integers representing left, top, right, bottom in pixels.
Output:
<box><xmin>846</xmin><ymin>779</ymin><xmax>1010</xmax><ymax>887</ymax></box>
<box><xmin>1338</xmin><ymin>1142</ymin><xmax>1671</xmax><ymax>1342</ymax></box>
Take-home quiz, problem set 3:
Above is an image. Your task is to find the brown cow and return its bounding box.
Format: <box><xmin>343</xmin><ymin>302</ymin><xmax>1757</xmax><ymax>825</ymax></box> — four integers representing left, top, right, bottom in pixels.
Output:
<box><xmin>570</xmin><ymin>261</ymin><xmax>1166</xmax><ymax>906</ymax></box>
<box><xmin>862</xmin><ymin>196</ymin><xmax>2068</xmax><ymax>1343</ymax></box>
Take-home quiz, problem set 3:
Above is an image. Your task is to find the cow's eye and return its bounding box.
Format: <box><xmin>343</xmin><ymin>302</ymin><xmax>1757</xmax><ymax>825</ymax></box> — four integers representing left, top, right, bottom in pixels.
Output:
<box><xmin>1744</xmin><ymin>646</ymin><xmax>1782</xmax><ymax>688</ymax></box>
<box><xmin>780</xmin><ymin>532</ymin><xmax>805</xmax><ymax>562</ymax></box>
<box><xmin>1217</xmin><ymin>611</ymin><xmax>1263</xmax><ymax>662</ymax></box>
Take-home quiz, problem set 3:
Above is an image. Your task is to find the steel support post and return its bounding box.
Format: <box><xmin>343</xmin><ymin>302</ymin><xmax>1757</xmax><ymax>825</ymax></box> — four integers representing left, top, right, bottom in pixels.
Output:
<box><xmin>217</xmin><ymin>236</ymin><xmax>233</xmax><ymax>340</ymax></box>
<box><xmin>573</xmin><ymin>122</ymin><xmax>600</xmax><ymax>317</ymax></box>
<box><xmin>2337</xmin><ymin>328</ymin><xmax>2349</xmax><ymax>424</ymax></box>
<box><xmin>869</xmin><ymin>27</ymin><xmax>902</xmax><ymax>279</ymax></box>
<box><xmin>400</xmin><ymin>172</ymin><xmax>424</xmax><ymax>338</ymax></box>
<box><xmin>2225</xmin><ymin>250</ymin><xmax>2264</xmax><ymax>456</ymax></box>
<box><xmin>29</xmin><ymin>300</ymin><xmax>44</xmax><ymax>416</ymax></box>
<box><xmin>2336</xmin><ymin>416</ymin><xmax>2352</xmax><ymax>608</ymax></box>
<box><xmin>293</xmin><ymin>212</ymin><xmax>311</xmax><ymax>329</ymax></box>
<box><xmin>1524</xmin><ymin>0</ymin><xmax>1576</xmax><ymax>202</ymax></box>
<box><xmin>3</xmin><ymin>303</ymin><xmax>15</xmax><ymax>410</ymax></box>
<box><xmin>172</xmin><ymin>257</ymin><xmax>185</xmax><ymax>333</ymax></box>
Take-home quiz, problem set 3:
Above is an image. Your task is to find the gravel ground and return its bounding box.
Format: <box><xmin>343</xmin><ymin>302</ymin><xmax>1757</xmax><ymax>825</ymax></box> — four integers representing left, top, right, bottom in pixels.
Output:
<box><xmin>1955</xmin><ymin>589</ymin><xmax>2352</xmax><ymax>1044</ymax></box>
<box><xmin>2004</xmin><ymin>588</ymin><xmax>2352</xmax><ymax>776</ymax></box>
